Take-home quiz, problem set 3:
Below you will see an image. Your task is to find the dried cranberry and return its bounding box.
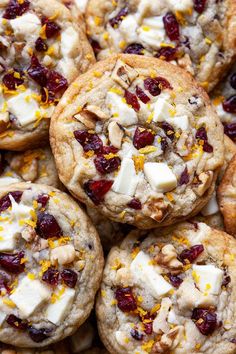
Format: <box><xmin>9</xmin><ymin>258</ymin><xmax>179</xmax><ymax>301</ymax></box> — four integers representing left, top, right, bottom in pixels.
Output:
<box><xmin>61</xmin><ymin>269</ymin><xmax>78</xmax><ymax>288</ymax></box>
<box><xmin>36</xmin><ymin>212</ymin><xmax>62</xmax><ymax>239</ymax></box>
<box><xmin>46</xmin><ymin>70</ymin><xmax>68</xmax><ymax>94</ymax></box>
<box><xmin>7</xmin><ymin>315</ymin><xmax>28</xmax><ymax>330</ymax></box>
<box><xmin>133</xmin><ymin>127</ymin><xmax>154</xmax><ymax>149</ymax></box>
<box><xmin>37</xmin><ymin>194</ymin><xmax>49</xmax><ymax>208</ymax></box>
<box><xmin>230</xmin><ymin>73</ymin><xmax>236</xmax><ymax>89</ymax></box>
<box><xmin>102</xmin><ymin>146</ymin><xmax>119</xmax><ymax>154</ymax></box>
<box><xmin>27</xmin><ymin>55</ymin><xmax>48</xmax><ymax>87</ymax></box>
<box><xmin>115</xmin><ymin>287</ymin><xmax>137</xmax><ymax>312</ymax></box>
<box><xmin>124</xmin><ymin>43</ymin><xmax>144</xmax><ymax>55</ymax></box>
<box><xmin>144</xmin><ymin>78</ymin><xmax>161</xmax><ymax>96</ymax></box>
<box><xmin>42</xmin><ymin>17</ymin><xmax>61</xmax><ymax>38</ymax></box>
<box><xmin>28</xmin><ymin>327</ymin><xmax>51</xmax><ymax>343</ymax></box>
<box><xmin>163</xmin><ymin>12</ymin><xmax>180</xmax><ymax>41</ymax></box>
<box><xmin>167</xmin><ymin>274</ymin><xmax>183</xmax><ymax>288</ymax></box>
<box><xmin>192</xmin><ymin>308</ymin><xmax>217</xmax><ymax>335</ymax></box>
<box><xmin>161</xmin><ymin>122</ymin><xmax>175</xmax><ymax>140</ymax></box>
<box><xmin>74</xmin><ymin>130</ymin><xmax>103</xmax><ymax>154</ymax></box>
<box><xmin>196</xmin><ymin>127</ymin><xmax>213</xmax><ymax>153</ymax></box>
<box><xmin>222</xmin><ymin>275</ymin><xmax>231</xmax><ymax>287</ymax></box>
<box><xmin>42</xmin><ymin>267</ymin><xmax>59</xmax><ymax>286</ymax></box>
<box><xmin>179</xmin><ymin>244</ymin><xmax>204</xmax><ymax>263</ymax></box>
<box><xmin>90</xmin><ymin>39</ymin><xmax>101</xmax><ymax>55</ymax></box>
<box><xmin>223</xmin><ymin>122</ymin><xmax>236</xmax><ymax>141</ymax></box>
<box><xmin>230</xmin><ymin>339</ymin><xmax>236</xmax><ymax>344</ymax></box>
<box><xmin>3</xmin><ymin>0</ymin><xmax>30</xmax><ymax>19</ymax></box>
<box><xmin>193</xmin><ymin>0</ymin><xmax>207</xmax><ymax>14</ymax></box>
<box><xmin>160</xmin><ymin>137</ymin><xmax>168</xmax><ymax>151</ymax></box>
<box><xmin>109</xmin><ymin>6</ymin><xmax>129</xmax><ymax>28</ymax></box>
<box><xmin>124</xmin><ymin>90</ymin><xmax>140</xmax><ymax>111</ymax></box>
<box><xmin>128</xmin><ymin>198</ymin><xmax>142</xmax><ymax>210</ymax></box>
<box><xmin>41</xmin><ymin>87</ymin><xmax>55</xmax><ymax>104</ymax></box>
<box><xmin>2</xmin><ymin>70</ymin><xmax>24</xmax><ymax>90</ymax></box>
<box><xmin>0</xmin><ymin>191</ymin><xmax>23</xmax><ymax>212</ymax></box>
<box><xmin>84</xmin><ymin>180</ymin><xmax>113</xmax><ymax>205</ymax></box>
<box><xmin>222</xmin><ymin>95</ymin><xmax>236</xmax><ymax>113</ymax></box>
<box><xmin>35</xmin><ymin>37</ymin><xmax>48</xmax><ymax>52</ymax></box>
<box><xmin>155</xmin><ymin>46</ymin><xmax>178</xmax><ymax>61</ymax></box>
<box><xmin>94</xmin><ymin>155</ymin><xmax>121</xmax><ymax>175</ymax></box>
<box><xmin>144</xmin><ymin>322</ymin><xmax>153</xmax><ymax>335</ymax></box>
<box><xmin>135</xmin><ymin>86</ymin><xmax>150</xmax><ymax>104</ymax></box>
<box><xmin>155</xmin><ymin>77</ymin><xmax>172</xmax><ymax>90</ymax></box>
<box><xmin>130</xmin><ymin>328</ymin><xmax>143</xmax><ymax>341</ymax></box>
<box><xmin>0</xmin><ymin>251</ymin><xmax>25</xmax><ymax>274</ymax></box>
<box><xmin>179</xmin><ymin>167</ymin><xmax>190</xmax><ymax>185</ymax></box>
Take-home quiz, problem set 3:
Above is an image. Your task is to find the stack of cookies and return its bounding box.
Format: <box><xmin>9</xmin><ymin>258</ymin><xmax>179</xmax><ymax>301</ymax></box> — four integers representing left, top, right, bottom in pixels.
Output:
<box><xmin>0</xmin><ymin>0</ymin><xmax>236</xmax><ymax>353</ymax></box>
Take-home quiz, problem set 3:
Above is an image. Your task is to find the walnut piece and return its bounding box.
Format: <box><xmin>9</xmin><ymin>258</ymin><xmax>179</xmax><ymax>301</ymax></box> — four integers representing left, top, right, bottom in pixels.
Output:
<box><xmin>111</xmin><ymin>60</ymin><xmax>138</xmax><ymax>89</ymax></box>
<box><xmin>108</xmin><ymin>121</ymin><xmax>124</xmax><ymax>148</ymax></box>
<box><xmin>50</xmin><ymin>244</ymin><xmax>76</xmax><ymax>265</ymax></box>
<box><xmin>155</xmin><ymin>244</ymin><xmax>183</xmax><ymax>274</ymax></box>
<box><xmin>152</xmin><ymin>326</ymin><xmax>184</xmax><ymax>353</ymax></box>
<box><xmin>195</xmin><ymin>171</ymin><xmax>213</xmax><ymax>197</ymax></box>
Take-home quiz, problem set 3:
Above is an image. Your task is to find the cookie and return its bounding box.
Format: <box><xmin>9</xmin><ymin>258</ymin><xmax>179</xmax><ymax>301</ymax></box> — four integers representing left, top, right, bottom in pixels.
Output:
<box><xmin>212</xmin><ymin>64</ymin><xmax>236</xmax><ymax>141</ymax></box>
<box><xmin>62</xmin><ymin>0</ymin><xmax>88</xmax><ymax>14</ymax></box>
<box><xmin>97</xmin><ymin>222</ymin><xmax>236</xmax><ymax>354</ymax></box>
<box><xmin>85</xmin><ymin>0</ymin><xmax>236</xmax><ymax>91</ymax></box>
<box><xmin>218</xmin><ymin>154</ymin><xmax>236</xmax><ymax>236</ymax></box>
<box><xmin>0</xmin><ymin>0</ymin><xmax>95</xmax><ymax>151</ymax></box>
<box><xmin>0</xmin><ymin>183</ymin><xmax>103</xmax><ymax>347</ymax></box>
<box><xmin>0</xmin><ymin>147</ymin><xmax>60</xmax><ymax>188</ymax></box>
<box><xmin>50</xmin><ymin>54</ymin><xmax>224</xmax><ymax>229</ymax></box>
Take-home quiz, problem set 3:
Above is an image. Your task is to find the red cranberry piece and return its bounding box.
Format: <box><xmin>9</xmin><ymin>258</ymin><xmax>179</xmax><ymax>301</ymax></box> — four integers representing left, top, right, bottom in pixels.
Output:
<box><xmin>109</xmin><ymin>6</ymin><xmax>129</xmax><ymax>28</ymax></box>
<box><xmin>124</xmin><ymin>43</ymin><xmax>144</xmax><ymax>55</ymax></box>
<box><xmin>42</xmin><ymin>267</ymin><xmax>59</xmax><ymax>286</ymax></box>
<box><xmin>222</xmin><ymin>275</ymin><xmax>231</xmax><ymax>287</ymax></box>
<box><xmin>133</xmin><ymin>127</ymin><xmax>154</xmax><ymax>149</ymax></box>
<box><xmin>3</xmin><ymin>0</ymin><xmax>30</xmax><ymax>19</ymax></box>
<box><xmin>41</xmin><ymin>88</ymin><xmax>55</xmax><ymax>104</ymax></box>
<box><xmin>230</xmin><ymin>339</ymin><xmax>236</xmax><ymax>344</ymax></box>
<box><xmin>194</xmin><ymin>0</ymin><xmax>207</xmax><ymax>14</ymax></box>
<box><xmin>179</xmin><ymin>244</ymin><xmax>204</xmax><ymax>263</ymax></box>
<box><xmin>61</xmin><ymin>269</ymin><xmax>78</xmax><ymax>288</ymax></box>
<box><xmin>28</xmin><ymin>327</ymin><xmax>51</xmax><ymax>343</ymax></box>
<box><xmin>223</xmin><ymin>122</ymin><xmax>236</xmax><ymax>141</ymax></box>
<box><xmin>191</xmin><ymin>308</ymin><xmax>217</xmax><ymax>335</ymax></box>
<box><xmin>136</xmin><ymin>86</ymin><xmax>150</xmax><ymax>104</ymax></box>
<box><xmin>0</xmin><ymin>251</ymin><xmax>25</xmax><ymax>274</ymax></box>
<box><xmin>179</xmin><ymin>167</ymin><xmax>190</xmax><ymax>186</ymax></box>
<box><xmin>144</xmin><ymin>78</ymin><xmax>161</xmax><ymax>96</ymax></box>
<box><xmin>90</xmin><ymin>39</ymin><xmax>101</xmax><ymax>55</ymax></box>
<box><xmin>41</xmin><ymin>17</ymin><xmax>61</xmax><ymax>38</ymax></box>
<box><xmin>94</xmin><ymin>155</ymin><xmax>121</xmax><ymax>175</ymax></box>
<box><xmin>155</xmin><ymin>46</ymin><xmax>178</xmax><ymax>61</ymax></box>
<box><xmin>127</xmin><ymin>198</ymin><xmax>142</xmax><ymax>210</ymax></box>
<box><xmin>167</xmin><ymin>274</ymin><xmax>183</xmax><ymax>288</ymax></box>
<box><xmin>230</xmin><ymin>73</ymin><xmax>236</xmax><ymax>89</ymax></box>
<box><xmin>84</xmin><ymin>180</ymin><xmax>113</xmax><ymax>205</ymax></box>
<box><xmin>130</xmin><ymin>328</ymin><xmax>144</xmax><ymax>341</ymax></box>
<box><xmin>7</xmin><ymin>315</ymin><xmax>28</xmax><ymax>330</ymax></box>
<box><xmin>46</xmin><ymin>70</ymin><xmax>68</xmax><ymax>94</ymax></box>
<box><xmin>163</xmin><ymin>12</ymin><xmax>180</xmax><ymax>41</ymax></box>
<box><xmin>27</xmin><ymin>55</ymin><xmax>48</xmax><ymax>87</ymax></box>
<box><xmin>142</xmin><ymin>313</ymin><xmax>155</xmax><ymax>335</ymax></box>
<box><xmin>115</xmin><ymin>287</ymin><xmax>137</xmax><ymax>312</ymax></box>
<box><xmin>124</xmin><ymin>90</ymin><xmax>140</xmax><ymax>111</ymax></box>
<box><xmin>35</xmin><ymin>37</ymin><xmax>48</xmax><ymax>52</ymax></box>
<box><xmin>155</xmin><ymin>77</ymin><xmax>172</xmax><ymax>90</ymax></box>
<box><xmin>74</xmin><ymin>130</ymin><xmax>103</xmax><ymax>154</ymax></box>
<box><xmin>161</xmin><ymin>122</ymin><xmax>175</xmax><ymax>141</ymax></box>
<box><xmin>144</xmin><ymin>323</ymin><xmax>153</xmax><ymax>335</ymax></box>
<box><xmin>2</xmin><ymin>70</ymin><xmax>24</xmax><ymax>90</ymax></box>
<box><xmin>196</xmin><ymin>127</ymin><xmax>213</xmax><ymax>153</ymax></box>
<box><xmin>36</xmin><ymin>212</ymin><xmax>62</xmax><ymax>239</ymax></box>
<box><xmin>0</xmin><ymin>191</ymin><xmax>23</xmax><ymax>212</ymax></box>
<box><xmin>37</xmin><ymin>194</ymin><xmax>49</xmax><ymax>208</ymax></box>
<box><xmin>102</xmin><ymin>145</ymin><xmax>119</xmax><ymax>154</ymax></box>
<box><xmin>222</xmin><ymin>95</ymin><xmax>236</xmax><ymax>113</ymax></box>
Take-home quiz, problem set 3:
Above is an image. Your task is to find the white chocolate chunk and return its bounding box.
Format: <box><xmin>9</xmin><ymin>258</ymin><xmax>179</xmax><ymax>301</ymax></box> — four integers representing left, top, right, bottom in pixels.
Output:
<box><xmin>138</xmin><ymin>17</ymin><xmax>166</xmax><ymax>48</ymax></box>
<box><xmin>119</xmin><ymin>15</ymin><xmax>138</xmax><ymax>43</ymax></box>
<box><xmin>215</xmin><ymin>103</ymin><xmax>232</xmax><ymax>123</ymax></box>
<box><xmin>50</xmin><ymin>244</ymin><xmax>76</xmax><ymax>265</ymax></box>
<box><xmin>9</xmin><ymin>195</ymin><xmax>34</xmax><ymax>221</ymax></box>
<box><xmin>130</xmin><ymin>251</ymin><xmax>173</xmax><ymax>298</ymax></box>
<box><xmin>10</xmin><ymin>13</ymin><xmax>41</xmax><ymax>39</ymax></box>
<box><xmin>112</xmin><ymin>158</ymin><xmax>139</xmax><ymax>196</ymax></box>
<box><xmin>168</xmin><ymin>0</ymin><xmax>193</xmax><ymax>12</ymax></box>
<box><xmin>46</xmin><ymin>287</ymin><xmax>75</xmax><ymax>324</ymax></box>
<box><xmin>152</xmin><ymin>96</ymin><xmax>173</xmax><ymax>122</ymax></box>
<box><xmin>7</xmin><ymin>89</ymin><xmax>40</xmax><ymax>127</ymax></box>
<box><xmin>168</xmin><ymin>309</ymin><xmax>179</xmax><ymax>324</ymax></box>
<box><xmin>201</xmin><ymin>193</ymin><xmax>219</xmax><ymax>216</ymax></box>
<box><xmin>106</xmin><ymin>92</ymin><xmax>138</xmax><ymax>126</ymax></box>
<box><xmin>153</xmin><ymin>297</ymin><xmax>172</xmax><ymax>334</ymax></box>
<box><xmin>167</xmin><ymin>115</ymin><xmax>189</xmax><ymax>131</ymax></box>
<box><xmin>75</xmin><ymin>0</ymin><xmax>88</xmax><ymax>12</ymax></box>
<box><xmin>144</xmin><ymin>162</ymin><xmax>177</xmax><ymax>192</ymax></box>
<box><xmin>192</xmin><ymin>264</ymin><xmax>224</xmax><ymax>295</ymax></box>
<box><xmin>61</xmin><ymin>27</ymin><xmax>79</xmax><ymax>57</ymax></box>
<box><xmin>10</xmin><ymin>277</ymin><xmax>51</xmax><ymax>318</ymax></box>
<box><xmin>0</xmin><ymin>176</ymin><xmax>21</xmax><ymax>187</ymax></box>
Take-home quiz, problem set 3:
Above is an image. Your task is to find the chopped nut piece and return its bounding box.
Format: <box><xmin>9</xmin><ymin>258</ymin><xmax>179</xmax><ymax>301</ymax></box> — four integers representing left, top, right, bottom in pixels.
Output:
<box><xmin>195</xmin><ymin>171</ymin><xmax>213</xmax><ymax>196</ymax></box>
<box><xmin>21</xmin><ymin>226</ymin><xmax>37</xmax><ymax>242</ymax></box>
<box><xmin>155</xmin><ymin>244</ymin><xmax>183</xmax><ymax>274</ymax></box>
<box><xmin>108</xmin><ymin>121</ymin><xmax>124</xmax><ymax>148</ymax></box>
<box><xmin>51</xmin><ymin>244</ymin><xmax>76</xmax><ymax>265</ymax></box>
<box><xmin>152</xmin><ymin>326</ymin><xmax>184</xmax><ymax>353</ymax></box>
<box><xmin>111</xmin><ymin>60</ymin><xmax>138</xmax><ymax>89</ymax></box>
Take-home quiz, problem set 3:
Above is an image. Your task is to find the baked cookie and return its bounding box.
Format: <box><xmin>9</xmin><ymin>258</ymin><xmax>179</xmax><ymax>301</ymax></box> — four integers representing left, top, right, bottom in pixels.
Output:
<box><xmin>0</xmin><ymin>0</ymin><xmax>95</xmax><ymax>151</ymax></box>
<box><xmin>50</xmin><ymin>54</ymin><xmax>224</xmax><ymax>229</ymax></box>
<box><xmin>0</xmin><ymin>183</ymin><xmax>103</xmax><ymax>347</ymax></box>
<box><xmin>86</xmin><ymin>0</ymin><xmax>236</xmax><ymax>91</ymax></box>
<box><xmin>218</xmin><ymin>154</ymin><xmax>236</xmax><ymax>236</ymax></box>
<box><xmin>212</xmin><ymin>63</ymin><xmax>236</xmax><ymax>141</ymax></box>
<box><xmin>0</xmin><ymin>147</ymin><xmax>60</xmax><ymax>188</ymax></box>
<box><xmin>97</xmin><ymin>222</ymin><xmax>236</xmax><ymax>354</ymax></box>
<box><xmin>62</xmin><ymin>0</ymin><xmax>88</xmax><ymax>14</ymax></box>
